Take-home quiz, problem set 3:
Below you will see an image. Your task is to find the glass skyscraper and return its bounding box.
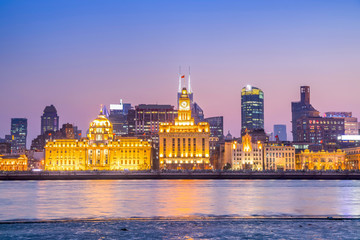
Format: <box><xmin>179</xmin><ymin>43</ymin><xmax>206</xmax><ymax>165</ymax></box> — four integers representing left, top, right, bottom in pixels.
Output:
<box><xmin>10</xmin><ymin>118</ymin><xmax>27</xmax><ymax>153</ymax></box>
<box><xmin>241</xmin><ymin>85</ymin><xmax>264</xmax><ymax>132</ymax></box>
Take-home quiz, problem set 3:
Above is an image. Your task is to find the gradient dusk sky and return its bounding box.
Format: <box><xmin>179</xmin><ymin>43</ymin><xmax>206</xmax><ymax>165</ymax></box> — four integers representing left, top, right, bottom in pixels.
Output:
<box><xmin>1</xmin><ymin>0</ymin><xmax>360</xmax><ymax>144</ymax></box>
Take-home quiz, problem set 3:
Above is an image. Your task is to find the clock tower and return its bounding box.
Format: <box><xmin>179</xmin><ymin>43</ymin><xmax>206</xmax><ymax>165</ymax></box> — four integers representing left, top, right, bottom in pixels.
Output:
<box><xmin>177</xmin><ymin>88</ymin><xmax>192</xmax><ymax>123</ymax></box>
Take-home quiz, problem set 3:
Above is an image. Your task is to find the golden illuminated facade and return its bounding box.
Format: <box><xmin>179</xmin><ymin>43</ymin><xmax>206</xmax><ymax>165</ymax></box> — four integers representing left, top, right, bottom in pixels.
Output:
<box><xmin>344</xmin><ymin>147</ymin><xmax>360</xmax><ymax>170</ymax></box>
<box><xmin>159</xmin><ymin>88</ymin><xmax>210</xmax><ymax>170</ymax></box>
<box><xmin>45</xmin><ymin>110</ymin><xmax>152</xmax><ymax>171</ymax></box>
<box><xmin>296</xmin><ymin>149</ymin><xmax>346</xmax><ymax>170</ymax></box>
<box><xmin>0</xmin><ymin>155</ymin><xmax>28</xmax><ymax>171</ymax></box>
<box><xmin>231</xmin><ymin>132</ymin><xmax>263</xmax><ymax>170</ymax></box>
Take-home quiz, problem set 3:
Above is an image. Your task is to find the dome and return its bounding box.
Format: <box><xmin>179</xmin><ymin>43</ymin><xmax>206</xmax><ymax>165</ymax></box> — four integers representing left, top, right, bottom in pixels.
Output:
<box><xmin>90</xmin><ymin>114</ymin><xmax>112</xmax><ymax>128</ymax></box>
<box><xmin>88</xmin><ymin>110</ymin><xmax>113</xmax><ymax>141</ymax></box>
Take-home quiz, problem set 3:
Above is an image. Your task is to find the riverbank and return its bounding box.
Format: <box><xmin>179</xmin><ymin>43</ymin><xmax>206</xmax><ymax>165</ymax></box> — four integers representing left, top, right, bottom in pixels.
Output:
<box><xmin>1</xmin><ymin>171</ymin><xmax>360</xmax><ymax>180</ymax></box>
<box><xmin>1</xmin><ymin>218</ymin><xmax>359</xmax><ymax>240</ymax></box>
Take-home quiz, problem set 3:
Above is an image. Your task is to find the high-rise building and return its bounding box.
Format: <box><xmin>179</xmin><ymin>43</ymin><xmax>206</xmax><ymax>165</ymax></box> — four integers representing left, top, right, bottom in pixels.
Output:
<box><xmin>204</xmin><ymin>116</ymin><xmax>224</xmax><ymax>139</ymax></box>
<box><xmin>241</xmin><ymin>85</ymin><xmax>264</xmax><ymax>133</ymax></box>
<box><xmin>41</xmin><ymin>105</ymin><xmax>59</xmax><ymax>135</ymax></box>
<box><xmin>159</xmin><ymin>87</ymin><xmax>211</xmax><ymax>170</ymax></box>
<box><xmin>109</xmin><ymin>100</ymin><xmax>131</xmax><ymax>136</ymax></box>
<box><xmin>134</xmin><ymin>104</ymin><xmax>177</xmax><ymax>134</ymax></box>
<box><xmin>324</xmin><ymin>112</ymin><xmax>358</xmax><ymax>135</ymax></box>
<box><xmin>273</xmin><ymin>124</ymin><xmax>287</xmax><ymax>141</ymax></box>
<box><xmin>295</xmin><ymin>116</ymin><xmax>344</xmax><ymax>144</ymax></box>
<box><xmin>291</xmin><ymin>86</ymin><xmax>320</xmax><ymax>141</ymax></box>
<box><xmin>10</xmin><ymin>118</ymin><xmax>27</xmax><ymax>153</ymax></box>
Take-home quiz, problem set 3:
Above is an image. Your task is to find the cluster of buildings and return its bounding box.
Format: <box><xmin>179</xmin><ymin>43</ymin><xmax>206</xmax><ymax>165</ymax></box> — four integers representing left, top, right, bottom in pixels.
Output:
<box><xmin>1</xmin><ymin>74</ymin><xmax>360</xmax><ymax>172</ymax></box>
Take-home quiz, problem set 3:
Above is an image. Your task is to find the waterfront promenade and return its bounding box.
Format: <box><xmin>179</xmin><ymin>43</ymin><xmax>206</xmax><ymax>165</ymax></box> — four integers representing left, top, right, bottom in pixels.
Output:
<box><xmin>1</xmin><ymin>170</ymin><xmax>360</xmax><ymax>180</ymax></box>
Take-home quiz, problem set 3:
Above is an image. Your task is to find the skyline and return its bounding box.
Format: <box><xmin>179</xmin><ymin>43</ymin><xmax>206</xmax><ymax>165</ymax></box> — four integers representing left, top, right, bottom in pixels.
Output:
<box><xmin>1</xmin><ymin>0</ymin><xmax>360</xmax><ymax>144</ymax></box>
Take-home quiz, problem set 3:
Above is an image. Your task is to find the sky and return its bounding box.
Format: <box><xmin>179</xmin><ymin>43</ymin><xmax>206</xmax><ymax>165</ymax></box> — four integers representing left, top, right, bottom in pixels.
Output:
<box><xmin>0</xmin><ymin>0</ymin><xmax>360</xmax><ymax>146</ymax></box>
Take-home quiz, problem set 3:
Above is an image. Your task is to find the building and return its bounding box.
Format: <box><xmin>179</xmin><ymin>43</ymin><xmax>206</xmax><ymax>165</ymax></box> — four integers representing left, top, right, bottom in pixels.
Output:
<box><xmin>109</xmin><ymin>99</ymin><xmax>132</xmax><ymax>136</ymax></box>
<box><xmin>41</xmin><ymin>105</ymin><xmax>59</xmax><ymax>135</ymax></box>
<box><xmin>159</xmin><ymin>87</ymin><xmax>211</xmax><ymax>170</ymax></box>
<box><xmin>10</xmin><ymin>118</ymin><xmax>27</xmax><ymax>153</ymax></box>
<box><xmin>31</xmin><ymin>123</ymin><xmax>81</xmax><ymax>151</ymax></box>
<box><xmin>0</xmin><ymin>142</ymin><xmax>11</xmax><ymax>155</ymax></box>
<box><xmin>273</xmin><ymin>124</ymin><xmax>287</xmax><ymax>141</ymax></box>
<box><xmin>133</xmin><ymin>104</ymin><xmax>176</xmax><ymax>134</ymax></box>
<box><xmin>241</xmin><ymin>85</ymin><xmax>264</xmax><ymax>133</ymax></box>
<box><xmin>230</xmin><ymin>132</ymin><xmax>295</xmax><ymax>171</ymax></box>
<box><xmin>296</xmin><ymin>149</ymin><xmax>346</xmax><ymax>170</ymax></box>
<box><xmin>325</xmin><ymin>112</ymin><xmax>358</xmax><ymax>135</ymax></box>
<box><xmin>337</xmin><ymin>135</ymin><xmax>360</xmax><ymax>148</ymax></box>
<box><xmin>295</xmin><ymin>116</ymin><xmax>344</xmax><ymax>145</ymax></box>
<box><xmin>0</xmin><ymin>155</ymin><xmax>28</xmax><ymax>171</ymax></box>
<box><xmin>204</xmin><ymin>116</ymin><xmax>224</xmax><ymax>139</ymax></box>
<box><xmin>44</xmin><ymin>110</ymin><xmax>152</xmax><ymax>171</ymax></box>
<box><xmin>231</xmin><ymin>132</ymin><xmax>263</xmax><ymax>170</ymax></box>
<box><xmin>263</xmin><ymin>143</ymin><xmax>295</xmax><ymax>171</ymax></box>
<box><xmin>344</xmin><ymin>147</ymin><xmax>360</xmax><ymax>170</ymax></box>
<box><xmin>291</xmin><ymin>86</ymin><xmax>320</xmax><ymax>141</ymax></box>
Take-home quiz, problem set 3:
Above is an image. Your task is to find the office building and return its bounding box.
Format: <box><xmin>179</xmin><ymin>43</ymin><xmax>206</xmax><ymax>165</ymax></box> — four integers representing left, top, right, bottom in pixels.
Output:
<box><xmin>291</xmin><ymin>86</ymin><xmax>320</xmax><ymax>141</ymax></box>
<box><xmin>41</xmin><ymin>105</ymin><xmax>59</xmax><ymax>135</ymax></box>
<box><xmin>325</xmin><ymin>112</ymin><xmax>358</xmax><ymax>135</ymax></box>
<box><xmin>10</xmin><ymin>118</ymin><xmax>27</xmax><ymax>153</ymax></box>
<box><xmin>159</xmin><ymin>87</ymin><xmax>211</xmax><ymax>170</ymax></box>
<box><xmin>241</xmin><ymin>85</ymin><xmax>264</xmax><ymax>133</ymax></box>
<box><xmin>204</xmin><ymin>116</ymin><xmax>224</xmax><ymax>139</ymax></box>
<box><xmin>273</xmin><ymin>124</ymin><xmax>287</xmax><ymax>141</ymax></box>
<box><xmin>344</xmin><ymin>147</ymin><xmax>360</xmax><ymax>170</ymax></box>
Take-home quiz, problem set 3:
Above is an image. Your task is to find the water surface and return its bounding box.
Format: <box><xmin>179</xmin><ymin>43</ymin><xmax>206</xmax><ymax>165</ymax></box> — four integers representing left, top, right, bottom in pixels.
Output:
<box><xmin>0</xmin><ymin>180</ymin><xmax>360</xmax><ymax>221</ymax></box>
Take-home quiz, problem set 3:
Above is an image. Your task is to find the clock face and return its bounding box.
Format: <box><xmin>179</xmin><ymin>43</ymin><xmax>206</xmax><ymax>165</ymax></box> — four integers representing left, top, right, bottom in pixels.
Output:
<box><xmin>181</xmin><ymin>101</ymin><xmax>188</xmax><ymax>108</ymax></box>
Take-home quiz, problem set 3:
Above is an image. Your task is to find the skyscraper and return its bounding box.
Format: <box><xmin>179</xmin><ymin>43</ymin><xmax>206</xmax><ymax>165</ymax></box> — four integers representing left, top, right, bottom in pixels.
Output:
<box><xmin>41</xmin><ymin>105</ymin><xmax>59</xmax><ymax>135</ymax></box>
<box><xmin>10</xmin><ymin>118</ymin><xmax>27</xmax><ymax>153</ymax></box>
<box><xmin>273</xmin><ymin>124</ymin><xmax>287</xmax><ymax>141</ymax></box>
<box><xmin>204</xmin><ymin>116</ymin><xmax>224</xmax><ymax>139</ymax></box>
<box><xmin>291</xmin><ymin>86</ymin><xmax>320</xmax><ymax>141</ymax></box>
<box><xmin>241</xmin><ymin>85</ymin><xmax>264</xmax><ymax>132</ymax></box>
<box><xmin>109</xmin><ymin>99</ymin><xmax>132</xmax><ymax>136</ymax></box>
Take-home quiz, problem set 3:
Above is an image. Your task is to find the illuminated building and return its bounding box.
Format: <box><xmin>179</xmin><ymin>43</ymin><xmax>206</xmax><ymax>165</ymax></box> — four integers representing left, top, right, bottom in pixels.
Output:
<box><xmin>263</xmin><ymin>144</ymin><xmax>295</xmax><ymax>170</ymax></box>
<box><xmin>325</xmin><ymin>112</ymin><xmax>358</xmax><ymax>135</ymax></box>
<box><xmin>344</xmin><ymin>147</ymin><xmax>360</xmax><ymax>170</ymax></box>
<box><xmin>273</xmin><ymin>124</ymin><xmax>287</xmax><ymax>141</ymax></box>
<box><xmin>44</xmin><ymin>110</ymin><xmax>152</xmax><ymax>171</ymax></box>
<box><xmin>10</xmin><ymin>118</ymin><xmax>27</xmax><ymax>154</ymax></box>
<box><xmin>0</xmin><ymin>155</ymin><xmax>28</xmax><ymax>171</ymax></box>
<box><xmin>41</xmin><ymin>105</ymin><xmax>59</xmax><ymax>134</ymax></box>
<box><xmin>337</xmin><ymin>135</ymin><xmax>360</xmax><ymax>148</ymax></box>
<box><xmin>231</xmin><ymin>132</ymin><xmax>263</xmax><ymax>170</ymax></box>
<box><xmin>296</xmin><ymin>149</ymin><xmax>346</xmax><ymax>170</ymax></box>
<box><xmin>291</xmin><ymin>86</ymin><xmax>320</xmax><ymax>141</ymax></box>
<box><xmin>241</xmin><ymin>85</ymin><xmax>264</xmax><ymax>132</ymax></box>
<box><xmin>159</xmin><ymin>87</ymin><xmax>210</xmax><ymax>170</ymax></box>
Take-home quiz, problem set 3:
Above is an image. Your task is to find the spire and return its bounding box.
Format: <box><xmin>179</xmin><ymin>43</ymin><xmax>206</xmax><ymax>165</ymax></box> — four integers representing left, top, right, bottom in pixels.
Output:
<box><xmin>178</xmin><ymin>66</ymin><xmax>182</xmax><ymax>92</ymax></box>
<box><xmin>188</xmin><ymin>66</ymin><xmax>192</xmax><ymax>93</ymax></box>
<box><xmin>100</xmin><ymin>104</ymin><xmax>103</xmax><ymax>115</ymax></box>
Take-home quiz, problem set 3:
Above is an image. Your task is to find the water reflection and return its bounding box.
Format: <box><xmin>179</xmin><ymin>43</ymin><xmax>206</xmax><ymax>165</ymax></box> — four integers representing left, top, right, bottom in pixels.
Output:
<box><xmin>0</xmin><ymin>180</ymin><xmax>360</xmax><ymax>221</ymax></box>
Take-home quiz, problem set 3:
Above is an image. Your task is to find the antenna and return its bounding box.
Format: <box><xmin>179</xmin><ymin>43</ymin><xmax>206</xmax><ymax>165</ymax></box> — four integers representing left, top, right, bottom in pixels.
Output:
<box><xmin>188</xmin><ymin>66</ymin><xmax>191</xmax><ymax>93</ymax></box>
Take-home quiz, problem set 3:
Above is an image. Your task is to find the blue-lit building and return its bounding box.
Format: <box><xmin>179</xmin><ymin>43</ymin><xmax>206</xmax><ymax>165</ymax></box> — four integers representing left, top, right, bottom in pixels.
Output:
<box><xmin>10</xmin><ymin>118</ymin><xmax>27</xmax><ymax>153</ymax></box>
<box><xmin>241</xmin><ymin>85</ymin><xmax>264</xmax><ymax>132</ymax></box>
<box><xmin>205</xmin><ymin>116</ymin><xmax>224</xmax><ymax>139</ymax></box>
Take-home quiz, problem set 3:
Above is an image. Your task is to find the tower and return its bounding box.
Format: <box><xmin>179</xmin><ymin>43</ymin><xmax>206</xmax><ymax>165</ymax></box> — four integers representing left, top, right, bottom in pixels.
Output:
<box><xmin>241</xmin><ymin>85</ymin><xmax>264</xmax><ymax>132</ymax></box>
<box><xmin>41</xmin><ymin>105</ymin><xmax>59</xmax><ymax>135</ymax></box>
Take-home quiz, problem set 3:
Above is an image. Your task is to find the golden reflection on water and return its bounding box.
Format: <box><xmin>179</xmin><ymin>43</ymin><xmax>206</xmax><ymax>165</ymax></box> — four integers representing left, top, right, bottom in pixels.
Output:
<box><xmin>2</xmin><ymin>180</ymin><xmax>360</xmax><ymax>220</ymax></box>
